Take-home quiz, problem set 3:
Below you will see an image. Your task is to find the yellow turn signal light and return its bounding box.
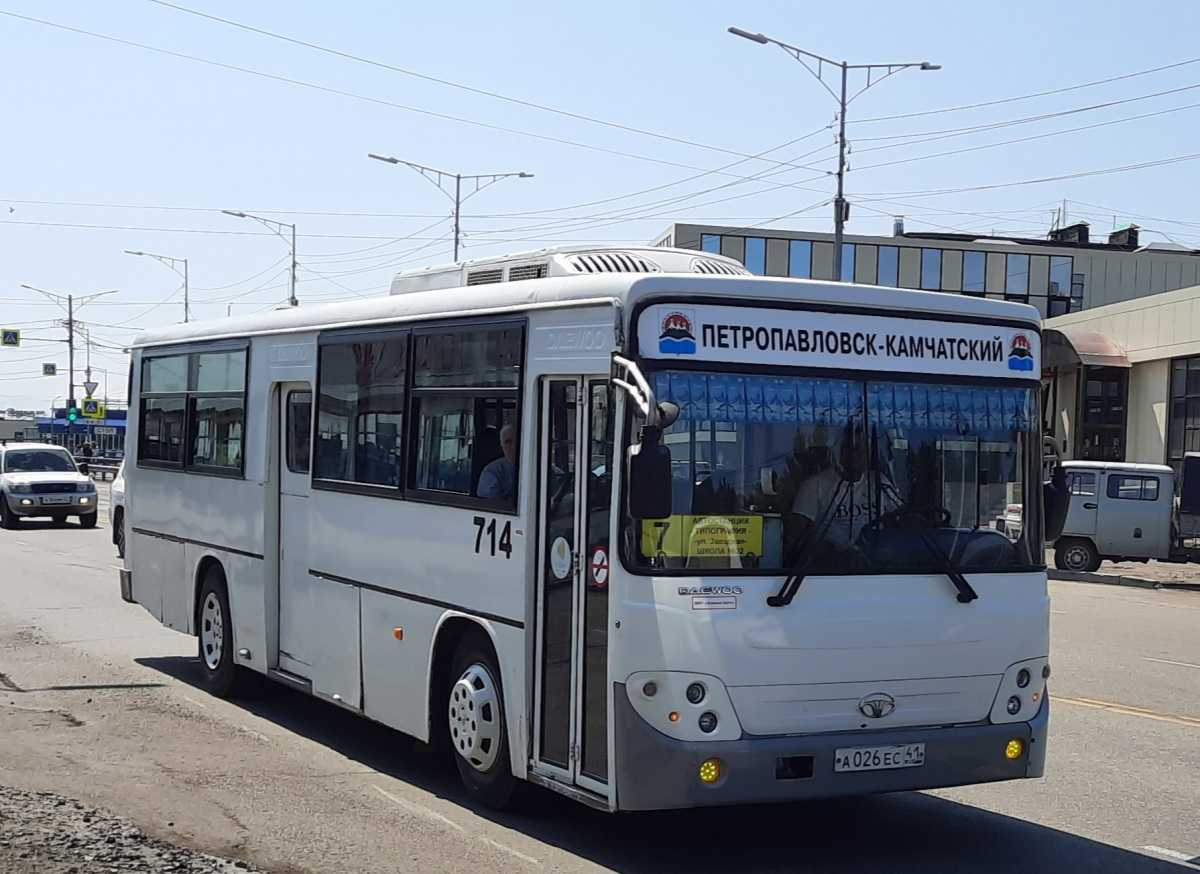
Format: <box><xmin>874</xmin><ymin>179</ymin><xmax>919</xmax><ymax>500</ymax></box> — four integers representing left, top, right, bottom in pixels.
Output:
<box><xmin>699</xmin><ymin>758</ymin><xmax>722</xmax><ymax>784</ymax></box>
<box><xmin>1005</xmin><ymin>739</ymin><xmax>1024</xmax><ymax>760</ymax></box>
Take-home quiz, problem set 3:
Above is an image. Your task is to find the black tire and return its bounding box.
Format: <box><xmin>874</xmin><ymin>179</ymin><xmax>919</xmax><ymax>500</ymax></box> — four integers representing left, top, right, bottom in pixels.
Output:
<box><xmin>196</xmin><ymin>567</ymin><xmax>248</xmax><ymax>698</ymax></box>
<box><xmin>447</xmin><ymin>630</ymin><xmax>517</xmax><ymax>809</ymax></box>
<box><xmin>1054</xmin><ymin>538</ymin><xmax>1100</xmax><ymax>573</ymax></box>
<box><xmin>0</xmin><ymin>497</ymin><xmax>18</xmax><ymax>530</ymax></box>
<box><xmin>114</xmin><ymin>510</ymin><xmax>126</xmax><ymax>558</ymax></box>
<box><xmin>79</xmin><ymin>511</ymin><xmax>98</xmax><ymax>529</ymax></box>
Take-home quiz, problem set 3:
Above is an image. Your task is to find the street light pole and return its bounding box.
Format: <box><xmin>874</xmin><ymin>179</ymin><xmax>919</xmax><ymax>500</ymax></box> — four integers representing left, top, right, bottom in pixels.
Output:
<box><xmin>368</xmin><ymin>154</ymin><xmax>533</xmax><ymax>262</ymax></box>
<box><xmin>125</xmin><ymin>250</ymin><xmax>190</xmax><ymax>322</ymax></box>
<box><xmin>729</xmin><ymin>27</ymin><xmax>939</xmax><ymax>281</ymax></box>
<box><xmin>222</xmin><ymin>211</ymin><xmax>298</xmax><ymax>307</ymax></box>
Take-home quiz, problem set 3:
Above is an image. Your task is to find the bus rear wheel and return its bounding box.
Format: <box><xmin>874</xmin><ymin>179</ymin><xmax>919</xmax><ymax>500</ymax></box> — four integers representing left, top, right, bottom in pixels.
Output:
<box><xmin>447</xmin><ymin>631</ymin><xmax>516</xmax><ymax>809</ymax></box>
<box><xmin>197</xmin><ymin>567</ymin><xmax>248</xmax><ymax>698</ymax></box>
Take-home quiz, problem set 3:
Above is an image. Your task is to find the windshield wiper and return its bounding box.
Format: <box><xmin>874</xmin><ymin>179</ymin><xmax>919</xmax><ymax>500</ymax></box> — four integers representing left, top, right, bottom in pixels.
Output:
<box><xmin>915</xmin><ymin>526</ymin><xmax>978</xmax><ymax>603</ymax></box>
<box><xmin>767</xmin><ymin>479</ymin><xmax>850</xmax><ymax>608</ymax></box>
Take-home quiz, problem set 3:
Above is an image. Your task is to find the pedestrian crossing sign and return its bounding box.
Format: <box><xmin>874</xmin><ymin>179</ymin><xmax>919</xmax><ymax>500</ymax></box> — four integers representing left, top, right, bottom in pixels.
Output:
<box><xmin>1</xmin><ymin>328</ymin><xmax>19</xmax><ymax>347</ymax></box>
<box><xmin>42</xmin><ymin>363</ymin><xmax>57</xmax><ymax>376</ymax></box>
<box><xmin>82</xmin><ymin>399</ymin><xmax>105</xmax><ymax>418</ymax></box>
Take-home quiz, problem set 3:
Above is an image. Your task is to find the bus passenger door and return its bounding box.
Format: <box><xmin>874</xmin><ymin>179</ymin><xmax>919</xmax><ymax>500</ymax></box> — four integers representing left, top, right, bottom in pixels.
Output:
<box><xmin>277</xmin><ymin>384</ymin><xmax>313</xmax><ymax>677</ymax></box>
<box><xmin>534</xmin><ymin>378</ymin><xmax>613</xmax><ymax>798</ymax></box>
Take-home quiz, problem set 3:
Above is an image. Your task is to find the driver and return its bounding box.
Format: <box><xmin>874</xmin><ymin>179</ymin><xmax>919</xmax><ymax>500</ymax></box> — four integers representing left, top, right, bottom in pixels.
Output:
<box><xmin>789</xmin><ymin>421</ymin><xmax>898</xmax><ymax>556</ymax></box>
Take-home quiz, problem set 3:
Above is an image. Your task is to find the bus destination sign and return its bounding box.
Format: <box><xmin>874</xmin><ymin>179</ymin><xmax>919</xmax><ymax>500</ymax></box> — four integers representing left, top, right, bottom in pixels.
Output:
<box><xmin>640</xmin><ymin>304</ymin><xmax>1039</xmax><ymax>379</ymax></box>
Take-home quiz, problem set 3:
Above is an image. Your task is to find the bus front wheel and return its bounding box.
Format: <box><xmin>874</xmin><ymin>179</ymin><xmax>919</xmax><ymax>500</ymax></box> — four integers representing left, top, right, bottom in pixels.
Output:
<box><xmin>197</xmin><ymin>566</ymin><xmax>248</xmax><ymax>698</ymax></box>
<box><xmin>447</xmin><ymin>631</ymin><xmax>516</xmax><ymax>809</ymax></box>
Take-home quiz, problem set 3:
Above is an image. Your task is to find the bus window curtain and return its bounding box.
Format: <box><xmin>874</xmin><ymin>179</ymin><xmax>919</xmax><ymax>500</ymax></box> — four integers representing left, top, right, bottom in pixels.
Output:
<box><xmin>652</xmin><ymin>372</ymin><xmax>1034</xmax><ymax>433</ymax></box>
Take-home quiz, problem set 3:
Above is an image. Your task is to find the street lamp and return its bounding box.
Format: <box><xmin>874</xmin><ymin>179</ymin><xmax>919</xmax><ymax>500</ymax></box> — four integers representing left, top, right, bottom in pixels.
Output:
<box><xmin>125</xmin><ymin>250</ymin><xmax>190</xmax><ymax>322</ymax></box>
<box><xmin>368</xmin><ymin>154</ymin><xmax>533</xmax><ymax>261</ymax></box>
<box><xmin>222</xmin><ymin>211</ymin><xmax>297</xmax><ymax>307</ymax></box>
<box><xmin>19</xmin><ymin>284</ymin><xmax>117</xmax><ymax>435</ymax></box>
<box><xmin>729</xmin><ymin>27</ymin><xmax>939</xmax><ymax>281</ymax></box>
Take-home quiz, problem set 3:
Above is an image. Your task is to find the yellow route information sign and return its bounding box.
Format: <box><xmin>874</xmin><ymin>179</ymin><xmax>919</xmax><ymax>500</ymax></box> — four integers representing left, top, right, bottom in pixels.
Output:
<box><xmin>642</xmin><ymin>515</ymin><xmax>764</xmax><ymax>560</ymax></box>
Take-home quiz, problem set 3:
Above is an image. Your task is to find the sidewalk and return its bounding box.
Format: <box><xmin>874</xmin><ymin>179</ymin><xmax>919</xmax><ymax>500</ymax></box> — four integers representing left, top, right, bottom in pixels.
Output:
<box><xmin>1046</xmin><ymin>550</ymin><xmax>1200</xmax><ymax>591</ymax></box>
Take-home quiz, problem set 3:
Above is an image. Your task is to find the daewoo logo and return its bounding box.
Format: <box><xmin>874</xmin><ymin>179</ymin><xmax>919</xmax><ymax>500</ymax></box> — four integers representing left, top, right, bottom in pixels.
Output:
<box><xmin>659</xmin><ymin>310</ymin><xmax>696</xmax><ymax>356</ymax></box>
<box><xmin>678</xmin><ymin>585</ymin><xmax>743</xmax><ymax>596</ymax></box>
<box><xmin>858</xmin><ymin>692</ymin><xmax>896</xmax><ymax>719</ymax></box>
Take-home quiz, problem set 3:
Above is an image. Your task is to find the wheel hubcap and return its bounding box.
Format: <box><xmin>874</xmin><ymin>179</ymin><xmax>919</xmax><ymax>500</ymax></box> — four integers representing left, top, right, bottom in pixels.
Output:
<box><xmin>1065</xmin><ymin>546</ymin><xmax>1088</xmax><ymax>570</ymax></box>
<box><xmin>449</xmin><ymin>663</ymin><xmax>501</xmax><ymax>772</ymax></box>
<box><xmin>200</xmin><ymin>592</ymin><xmax>224</xmax><ymax>670</ymax></box>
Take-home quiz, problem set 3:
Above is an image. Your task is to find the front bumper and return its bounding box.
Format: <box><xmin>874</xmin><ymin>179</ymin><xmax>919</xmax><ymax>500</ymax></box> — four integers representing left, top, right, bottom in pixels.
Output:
<box><xmin>4</xmin><ymin>491</ymin><xmax>98</xmax><ymax>517</ymax></box>
<box><xmin>613</xmin><ymin>684</ymin><xmax>1049</xmax><ymax>811</ymax></box>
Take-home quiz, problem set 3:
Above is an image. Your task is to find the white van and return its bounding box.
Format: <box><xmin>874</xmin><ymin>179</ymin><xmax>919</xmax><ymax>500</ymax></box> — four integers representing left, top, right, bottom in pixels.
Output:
<box><xmin>1052</xmin><ymin>460</ymin><xmax>1175</xmax><ymax>572</ymax></box>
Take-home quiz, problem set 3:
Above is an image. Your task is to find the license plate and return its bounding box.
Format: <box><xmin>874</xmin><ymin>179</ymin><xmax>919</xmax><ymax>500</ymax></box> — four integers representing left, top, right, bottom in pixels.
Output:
<box><xmin>40</xmin><ymin>496</ymin><xmax>71</xmax><ymax>505</ymax></box>
<box><xmin>834</xmin><ymin>743</ymin><xmax>925</xmax><ymax>772</ymax></box>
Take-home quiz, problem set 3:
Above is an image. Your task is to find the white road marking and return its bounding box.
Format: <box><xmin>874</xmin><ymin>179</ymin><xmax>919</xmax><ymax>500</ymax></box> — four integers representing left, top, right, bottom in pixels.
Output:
<box><xmin>1051</xmin><ymin>610</ymin><xmax>1067</xmax><ymax>615</ymax></box>
<box><xmin>1143</xmin><ymin>657</ymin><xmax>1200</xmax><ymax>670</ymax></box>
<box><xmin>374</xmin><ymin>785</ymin><xmax>464</xmax><ymax>832</ymax></box>
<box><xmin>479</xmin><ymin>836</ymin><xmax>543</xmax><ymax>867</ymax></box>
<box><xmin>372</xmin><ymin>785</ymin><xmax>539</xmax><ymax>864</ymax></box>
<box><xmin>181</xmin><ymin>695</ymin><xmax>208</xmax><ymax>709</ymax></box>
<box><xmin>1142</xmin><ymin>845</ymin><xmax>1196</xmax><ymax>863</ymax></box>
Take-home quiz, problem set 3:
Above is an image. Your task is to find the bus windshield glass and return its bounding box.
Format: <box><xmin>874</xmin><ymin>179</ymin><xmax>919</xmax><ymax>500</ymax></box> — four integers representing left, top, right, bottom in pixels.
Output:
<box><xmin>628</xmin><ymin>371</ymin><xmax>1041</xmax><ymax>574</ymax></box>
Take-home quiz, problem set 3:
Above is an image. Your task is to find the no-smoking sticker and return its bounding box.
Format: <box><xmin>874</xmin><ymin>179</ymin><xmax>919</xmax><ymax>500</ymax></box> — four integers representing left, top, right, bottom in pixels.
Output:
<box><xmin>590</xmin><ymin>547</ymin><xmax>609</xmax><ymax>588</ymax></box>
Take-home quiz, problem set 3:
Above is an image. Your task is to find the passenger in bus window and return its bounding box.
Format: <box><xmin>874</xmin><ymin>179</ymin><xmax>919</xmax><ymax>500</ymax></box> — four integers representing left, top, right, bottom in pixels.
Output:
<box><xmin>478</xmin><ymin>424</ymin><xmax>518</xmax><ymax>503</ymax></box>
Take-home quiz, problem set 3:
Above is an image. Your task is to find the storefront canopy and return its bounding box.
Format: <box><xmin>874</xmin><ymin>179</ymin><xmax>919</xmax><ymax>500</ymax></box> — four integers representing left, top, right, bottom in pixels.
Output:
<box><xmin>1043</xmin><ymin>328</ymin><xmax>1131</xmax><ymax>369</ymax></box>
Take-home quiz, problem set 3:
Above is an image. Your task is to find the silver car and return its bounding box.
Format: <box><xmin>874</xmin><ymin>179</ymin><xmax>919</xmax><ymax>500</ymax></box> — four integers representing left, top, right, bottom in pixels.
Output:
<box><xmin>0</xmin><ymin>442</ymin><xmax>99</xmax><ymax>529</ymax></box>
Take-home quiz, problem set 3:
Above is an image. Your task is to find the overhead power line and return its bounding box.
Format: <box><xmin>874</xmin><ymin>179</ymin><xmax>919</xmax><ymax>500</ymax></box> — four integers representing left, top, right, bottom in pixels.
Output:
<box><xmin>849</xmin><ymin>56</ymin><xmax>1200</xmax><ymax>124</ymax></box>
<box><xmin>1</xmin><ymin>9</ymin><xmax>823</xmax><ymax>178</ymax></box>
<box><xmin>857</xmin><ymin>150</ymin><xmax>1200</xmax><ymax>200</ymax></box>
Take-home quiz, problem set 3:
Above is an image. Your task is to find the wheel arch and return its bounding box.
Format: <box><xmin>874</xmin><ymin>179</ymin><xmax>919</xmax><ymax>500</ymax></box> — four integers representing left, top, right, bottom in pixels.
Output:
<box><xmin>427</xmin><ymin>614</ymin><xmax>500</xmax><ymax>745</ymax></box>
<box><xmin>192</xmin><ymin>556</ymin><xmax>227</xmax><ymax>636</ymax></box>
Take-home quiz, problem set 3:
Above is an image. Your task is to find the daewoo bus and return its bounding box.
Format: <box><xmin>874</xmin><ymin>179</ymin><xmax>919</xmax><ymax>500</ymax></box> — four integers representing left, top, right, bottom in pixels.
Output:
<box><xmin>120</xmin><ymin>244</ymin><xmax>1057</xmax><ymax>811</ymax></box>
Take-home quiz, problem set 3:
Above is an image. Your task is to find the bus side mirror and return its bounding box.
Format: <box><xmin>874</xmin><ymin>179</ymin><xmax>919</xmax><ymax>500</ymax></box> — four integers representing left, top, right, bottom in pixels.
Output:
<box><xmin>1043</xmin><ymin>466</ymin><xmax>1069</xmax><ymax>545</ymax></box>
<box><xmin>626</xmin><ymin>426</ymin><xmax>673</xmax><ymax>520</ymax></box>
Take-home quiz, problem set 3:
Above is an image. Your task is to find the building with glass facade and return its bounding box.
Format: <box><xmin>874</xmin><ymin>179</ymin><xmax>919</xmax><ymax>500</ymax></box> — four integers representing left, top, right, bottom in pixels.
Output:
<box><xmin>653</xmin><ymin>222</ymin><xmax>1200</xmax><ymax>320</ymax></box>
<box><xmin>653</xmin><ymin>221</ymin><xmax>1200</xmax><ymax>475</ymax></box>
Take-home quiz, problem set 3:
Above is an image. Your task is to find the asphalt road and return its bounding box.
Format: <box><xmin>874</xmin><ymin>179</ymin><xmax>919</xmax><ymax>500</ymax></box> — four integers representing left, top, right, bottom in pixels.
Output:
<box><xmin>0</xmin><ymin>487</ymin><xmax>1197</xmax><ymax>874</ymax></box>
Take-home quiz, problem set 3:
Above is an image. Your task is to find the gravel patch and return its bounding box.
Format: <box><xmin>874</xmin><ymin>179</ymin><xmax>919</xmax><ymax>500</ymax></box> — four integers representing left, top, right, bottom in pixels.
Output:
<box><xmin>0</xmin><ymin>786</ymin><xmax>262</xmax><ymax>874</ymax></box>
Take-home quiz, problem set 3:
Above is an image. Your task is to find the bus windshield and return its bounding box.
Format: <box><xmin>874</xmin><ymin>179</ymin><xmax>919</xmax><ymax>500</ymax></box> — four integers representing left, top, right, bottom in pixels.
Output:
<box><xmin>628</xmin><ymin>371</ymin><xmax>1041</xmax><ymax>574</ymax></box>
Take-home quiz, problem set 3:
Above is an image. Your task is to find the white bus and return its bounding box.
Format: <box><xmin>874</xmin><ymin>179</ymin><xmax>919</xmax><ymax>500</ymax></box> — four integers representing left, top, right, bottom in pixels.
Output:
<box><xmin>120</xmin><ymin>244</ymin><xmax>1055</xmax><ymax>811</ymax></box>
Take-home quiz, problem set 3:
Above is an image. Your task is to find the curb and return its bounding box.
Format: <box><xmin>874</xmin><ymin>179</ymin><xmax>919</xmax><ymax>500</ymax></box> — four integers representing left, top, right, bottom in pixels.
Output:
<box><xmin>1048</xmin><ymin>570</ymin><xmax>1200</xmax><ymax>592</ymax></box>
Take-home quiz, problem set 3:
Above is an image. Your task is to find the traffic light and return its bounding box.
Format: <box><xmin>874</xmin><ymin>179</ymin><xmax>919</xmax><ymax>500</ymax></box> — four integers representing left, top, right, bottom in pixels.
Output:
<box><xmin>67</xmin><ymin>400</ymin><xmax>79</xmax><ymax>423</ymax></box>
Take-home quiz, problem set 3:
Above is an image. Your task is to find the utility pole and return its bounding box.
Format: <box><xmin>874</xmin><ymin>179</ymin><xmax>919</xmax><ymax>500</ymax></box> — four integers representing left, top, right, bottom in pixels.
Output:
<box><xmin>19</xmin><ymin>285</ymin><xmax>117</xmax><ymax>439</ymax></box>
<box><xmin>729</xmin><ymin>28</ymin><xmax>939</xmax><ymax>281</ymax></box>
<box><xmin>368</xmin><ymin>155</ymin><xmax>533</xmax><ymax>262</ymax></box>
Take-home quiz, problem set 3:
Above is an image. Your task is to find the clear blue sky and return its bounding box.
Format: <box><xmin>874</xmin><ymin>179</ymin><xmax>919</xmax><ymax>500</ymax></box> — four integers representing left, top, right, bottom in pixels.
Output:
<box><xmin>3</xmin><ymin>0</ymin><xmax>1200</xmax><ymax>411</ymax></box>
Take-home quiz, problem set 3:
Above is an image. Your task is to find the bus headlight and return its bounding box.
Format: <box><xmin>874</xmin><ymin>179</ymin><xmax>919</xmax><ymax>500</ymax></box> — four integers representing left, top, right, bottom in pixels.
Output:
<box><xmin>990</xmin><ymin>657</ymin><xmax>1047</xmax><ymax>723</ymax></box>
<box><xmin>625</xmin><ymin>672</ymin><xmax>742</xmax><ymax>741</ymax></box>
